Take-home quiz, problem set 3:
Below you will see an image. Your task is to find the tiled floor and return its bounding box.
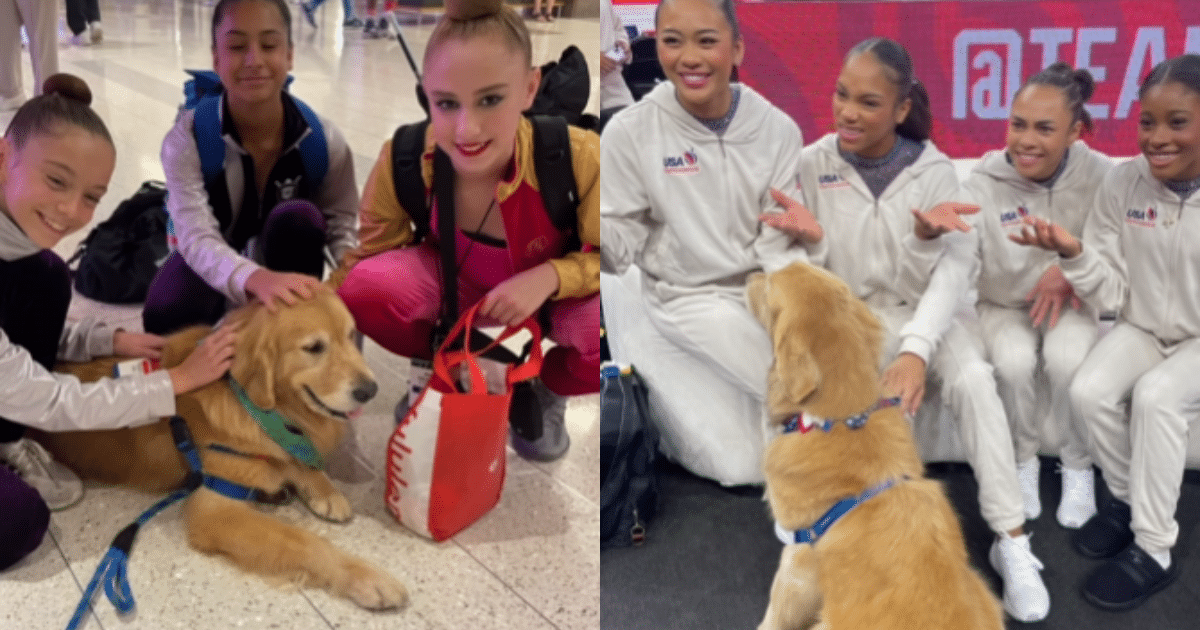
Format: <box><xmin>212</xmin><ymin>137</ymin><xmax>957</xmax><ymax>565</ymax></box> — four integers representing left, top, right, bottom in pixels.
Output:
<box><xmin>0</xmin><ymin>2</ymin><xmax>600</xmax><ymax>629</ymax></box>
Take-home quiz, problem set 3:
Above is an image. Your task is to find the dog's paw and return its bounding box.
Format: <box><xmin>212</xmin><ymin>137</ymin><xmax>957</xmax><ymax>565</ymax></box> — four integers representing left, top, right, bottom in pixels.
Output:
<box><xmin>305</xmin><ymin>491</ymin><xmax>353</xmax><ymax>523</ymax></box>
<box><xmin>343</xmin><ymin>561</ymin><xmax>409</xmax><ymax>610</ymax></box>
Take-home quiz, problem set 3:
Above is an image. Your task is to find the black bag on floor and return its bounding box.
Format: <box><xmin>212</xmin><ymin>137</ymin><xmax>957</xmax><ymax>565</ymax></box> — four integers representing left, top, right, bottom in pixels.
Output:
<box><xmin>69</xmin><ymin>181</ymin><xmax>169</xmax><ymax>304</ymax></box>
<box><xmin>601</xmin><ymin>364</ymin><xmax>660</xmax><ymax>548</ymax></box>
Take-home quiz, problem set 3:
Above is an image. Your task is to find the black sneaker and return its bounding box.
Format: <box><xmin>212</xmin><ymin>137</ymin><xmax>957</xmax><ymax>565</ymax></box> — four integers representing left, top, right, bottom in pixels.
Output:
<box><xmin>1083</xmin><ymin>543</ymin><xmax>1177</xmax><ymax>611</ymax></box>
<box><xmin>1074</xmin><ymin>497</ymin><xmax>1134</xmax><ymax>558</ymax></box>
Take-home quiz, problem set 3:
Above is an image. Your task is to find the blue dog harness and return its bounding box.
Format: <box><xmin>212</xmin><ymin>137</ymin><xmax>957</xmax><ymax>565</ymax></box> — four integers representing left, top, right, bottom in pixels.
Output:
<box><xmin>774</xmin><ymin>396</ymin><xmax>905</xmax><ymax>546</ymax></box>
<box><xmin>65</xmin><ymin>417</ymin><xmax>272</xmax><ymax>630</ymax></box>
<box><xmin>774</xmin><ymin>477</ymin><xmax>906</xmax><ymax>545</ymax></box>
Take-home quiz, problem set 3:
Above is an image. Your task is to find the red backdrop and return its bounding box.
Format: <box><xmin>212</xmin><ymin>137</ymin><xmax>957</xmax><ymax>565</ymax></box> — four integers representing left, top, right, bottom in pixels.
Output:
<box><xmin>723</xmin><ymin>1</ymin><xmax>1200</xmax><ymax>158</ymax></box>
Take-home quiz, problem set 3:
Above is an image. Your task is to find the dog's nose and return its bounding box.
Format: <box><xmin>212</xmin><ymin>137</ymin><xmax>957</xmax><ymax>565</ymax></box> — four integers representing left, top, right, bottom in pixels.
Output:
<box><xmin>352</xmin><ymin>379</ymin><xmax>378</xmax><ymax>404</ymax></box>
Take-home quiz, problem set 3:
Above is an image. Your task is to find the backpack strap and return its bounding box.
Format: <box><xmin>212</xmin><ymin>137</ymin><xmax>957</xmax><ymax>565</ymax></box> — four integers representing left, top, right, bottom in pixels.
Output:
<box><xmin>193</xmin><ymin>95</ymin><xmax>226</xmax><ymax>184</ymax></box>
<box><xmin>528</xmin><ymin>115</ymin><xmax>581</xmax><ymax>250</ymax></box>
<box><xmin>290</xmin><ymin>96</ymin><xmax>328</xmax><ymax>190</ymax></box>
<box><xmin>432</xmin><ymin>147</ymin><xmax>458</xmax><ymax>345</ymax></box>
<box><xmin>390</xmin><ymin>120</ymin><xmax>432</xmax><ymax>244</ymax></box>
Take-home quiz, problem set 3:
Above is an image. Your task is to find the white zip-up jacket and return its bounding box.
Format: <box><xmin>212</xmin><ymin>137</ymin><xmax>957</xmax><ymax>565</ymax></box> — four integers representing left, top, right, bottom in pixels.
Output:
<box><xmin>601</xmin><ymin>82</ymin><xmax>816</xmax><ymax>298</ymax></box>
<box><xmin>0</xmin><ymin>211</ymin><xmax>174</xmax><ymax>432</ymax></box>
<box><xmin>800</xmin><ymin>133</ymin><xmax>965</xmax><ymax>362</ymax></box>
<box><xmin>1063</xmin><ymin>156</ymin><xmax>1200</xmax><ymax>344</ymax></box>
<box><xmin>162</xmin><ymin>98</ymin><xmax>359</xmax><ymax>305</ymax></box>
<box><xmin>964</xmin><ymin>141</ymin><xmax>1114</xmax><ymax>309</ymax></box>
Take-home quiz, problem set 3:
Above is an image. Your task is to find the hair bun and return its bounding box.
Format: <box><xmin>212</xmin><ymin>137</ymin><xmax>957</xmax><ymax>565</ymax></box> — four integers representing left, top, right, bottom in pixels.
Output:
<box><xmin>42</xmin><ymin>73</ymin><xmax>93</xmax><ymax>106</ymax></box>
<box><xmin>443</xmin><ymin>0</ymin><xmax>500</xmax><ymax>20</ymax></box>
<box><xmin>1073</xmin><ymin>68</ymin><xmax>1096</xmax><ymax>102</ymax></box>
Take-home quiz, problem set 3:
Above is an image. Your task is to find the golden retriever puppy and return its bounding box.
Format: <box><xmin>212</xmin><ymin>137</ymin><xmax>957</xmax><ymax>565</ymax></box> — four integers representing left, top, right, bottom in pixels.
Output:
<box><xmin>746</xmin><ymin>263</ymin><xmax>1002</xmax><ymax>630</ymax></box>
<box><xmin>34</xmin><ymin>287</ymin><xmax>407</xmax><ymax>611</ymax></box>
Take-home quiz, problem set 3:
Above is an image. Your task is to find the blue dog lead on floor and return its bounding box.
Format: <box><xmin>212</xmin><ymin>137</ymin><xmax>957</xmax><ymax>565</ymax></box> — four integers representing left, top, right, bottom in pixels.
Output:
<box><xmin>64</xmin><ymin>416</ymin><xmax>262</xmax><ymax>630</ymax></box>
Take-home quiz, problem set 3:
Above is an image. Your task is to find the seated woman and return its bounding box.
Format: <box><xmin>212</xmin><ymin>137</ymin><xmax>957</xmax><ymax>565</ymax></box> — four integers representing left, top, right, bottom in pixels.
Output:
<box><xmin>766</xmin><ymin>37</ymin><xmax>1050</xmax><ymax>623</ymax></box>
<box><xmin>142</xmin><ymin>0</ymin><xmax>358</xmax><ymax>335</ymax></box>
<box><xmin>964</xmin><ymin>62</ymin><xmax>1112</xmax><ymax>529</ymax></box>
<box><xmin>600</xmin><ymin>0</ymin><xmax>816</xmax><ymax>485</ymax></box>
<box><xmin>1013</xmin><ymin>53</ymin><xmax>1200</xmax><ymax>612</ymax></box>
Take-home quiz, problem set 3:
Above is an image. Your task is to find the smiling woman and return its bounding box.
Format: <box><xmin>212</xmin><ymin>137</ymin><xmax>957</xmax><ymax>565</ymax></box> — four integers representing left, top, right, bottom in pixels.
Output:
<box><xmin>598</xmin><ymin>0</ymin><xmax>818</xmax><ymax>485</ymax></box>
<box><xmin>141</xmin><ymin>0</ymin><xmax>360</xmax><ymax>337</ymax></box>
<box><xmin>331</xmin><ymin>0</ymin><xmax>601</xmax><ymax>464</ymax></box>
<box><xmin>1009</xmin><ymin>54</ymin><xmax>1200</xmax><ymax>612</ymax></box>
<box><xmin>0</xmin><ymin>73</ymin><xmax>237</xmax><ymax>568</ymax></box>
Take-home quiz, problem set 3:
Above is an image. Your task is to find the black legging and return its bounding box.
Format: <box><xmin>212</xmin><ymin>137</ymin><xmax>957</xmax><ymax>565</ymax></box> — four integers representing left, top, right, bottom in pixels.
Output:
<box><xmin>142</xmin><ymin>200</ymin><xmax>328</xmax><ymax>335</ymax></box>
<box><xmin>0</xmin><ymin>251</ymin><xmax>71</xmax><ymax>443</ymax></box>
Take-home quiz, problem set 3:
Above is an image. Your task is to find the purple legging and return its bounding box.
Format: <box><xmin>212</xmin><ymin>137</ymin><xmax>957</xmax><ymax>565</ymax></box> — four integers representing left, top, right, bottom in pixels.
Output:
<box><xmin>142</xmin><ymin>200</ymin><xmax>327</xmax><ymax>335</ymax></box>
<box><xmin>0</xmin><ymin>466</ymin><xmax>50</xmax><ymax>571</ymax></box>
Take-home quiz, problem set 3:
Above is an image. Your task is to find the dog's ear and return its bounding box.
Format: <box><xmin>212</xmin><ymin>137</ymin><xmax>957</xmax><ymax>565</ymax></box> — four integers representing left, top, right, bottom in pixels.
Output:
<box><xmin>771</xmin><ymin>325</ymin><xmax>821</xmax><ymax>409</ymax></box>
<box><xmin>228</xmin><ymin>308</ymin><xmax>276</xmax><ymax>410</ymax></box>
<box><xmin>746</xmin><ymin>272</ymin><xmax>770</xmax><ymax>327</ymax></box>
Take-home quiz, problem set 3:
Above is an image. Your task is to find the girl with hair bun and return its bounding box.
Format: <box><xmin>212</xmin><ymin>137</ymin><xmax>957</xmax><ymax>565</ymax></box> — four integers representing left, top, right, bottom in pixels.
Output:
<box><xmin>1015</xmin><ymin>52</ymin><xmax>1200</xmax><ymax>611</ymax></box>
<box><xmin>0</xmin><ymin>74</ymin><xmax>236</xmax><ymax>569</ymax></box>
<box><xmin>769</xmin><ymin>37</ymin><xmax>1052</xmax><ymax>622</ymax></box>
<box><xmin>965</xmin><ymin>62</ymin><xmax>1114</xmax><ymax>537</ymax></box>
<box><xmin>333</xmin><ymin>0</ymin><xmax>600</xmax><ymax>462</ymax></box>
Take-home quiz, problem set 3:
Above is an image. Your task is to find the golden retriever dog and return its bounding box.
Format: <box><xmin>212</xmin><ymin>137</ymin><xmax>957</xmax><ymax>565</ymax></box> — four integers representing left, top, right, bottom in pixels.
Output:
<box><xmin>33</xmin><ymin>286</ymin><xmax>407</xmax><ymax>611</ymax></box>
<box><xmin>746</xmin><ymin>263</ymin><xmax>1002</xmax><ymax>630</ymax></box>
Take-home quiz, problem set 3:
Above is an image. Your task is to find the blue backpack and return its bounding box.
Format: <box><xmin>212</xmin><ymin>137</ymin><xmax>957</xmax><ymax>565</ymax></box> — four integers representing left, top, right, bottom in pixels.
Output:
<box><xmin>181</xmin><ymin>70</ymin><xmax>328</xmax><ymax>188</ymax></box>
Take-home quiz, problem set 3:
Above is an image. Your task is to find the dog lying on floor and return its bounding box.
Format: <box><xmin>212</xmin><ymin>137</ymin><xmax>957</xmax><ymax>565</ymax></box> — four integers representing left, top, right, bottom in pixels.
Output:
<box><xmin>33</xmin><ymin>287</ymin><xmax>407</xmax><ymax>611</ymax></box>
<box><xmin>746</xmin><ymin>263</ymin><xmax>1002</xmax><ymax>630</ymax></box>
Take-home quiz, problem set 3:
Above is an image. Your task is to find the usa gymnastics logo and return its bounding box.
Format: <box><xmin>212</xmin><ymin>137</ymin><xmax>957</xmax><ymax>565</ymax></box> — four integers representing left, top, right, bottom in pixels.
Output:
<box><xmin>1000</xmin><ymin>206</ymin><xmax>1029</xmax><ymax>228</ymax></box>
<box><xmin>818</xmin><ymin>173</ymin><xmax>850</xmax><ymax>189</ymax></box>
<box><xmin>1126</xmin><ymin>207</ymin><xmax>1157</xmax><ymax>227</ymax></box>
<box><xmin>663</xmin><ymin>150</ymin><xmax>700</xmax><ymax>175</ymax></box>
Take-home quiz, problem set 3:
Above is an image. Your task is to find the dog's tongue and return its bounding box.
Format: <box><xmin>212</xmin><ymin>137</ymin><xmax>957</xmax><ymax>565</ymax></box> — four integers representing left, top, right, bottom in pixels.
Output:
<box><xmin>346</xmin><ymin>407</ymin><xmax>364</xmax><ymax>421</ymax></box>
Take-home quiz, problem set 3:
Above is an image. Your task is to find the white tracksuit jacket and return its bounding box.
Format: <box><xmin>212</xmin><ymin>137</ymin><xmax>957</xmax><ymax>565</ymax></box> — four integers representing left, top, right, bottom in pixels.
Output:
<box><xmin>963</xmin><ymin>142</ymin><xmax>1113</xmax><ymax>468</ymax></box>
<box><xmin>798</xmin><ymin>132</ymin><xmax>961</xmax><ymax>363</ymax></box>
<box><xmin>800</xmin><ymin>133</ymin><xmax>1026</xmax><ymax>533</ymax></box>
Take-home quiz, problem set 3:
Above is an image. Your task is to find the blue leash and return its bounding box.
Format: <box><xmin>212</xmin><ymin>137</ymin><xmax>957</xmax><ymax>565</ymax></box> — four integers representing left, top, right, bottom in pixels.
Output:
<box><xmin>64</xmin><ymin>417</ymin><xmax>261</xmax><ymax>630</ymax></box>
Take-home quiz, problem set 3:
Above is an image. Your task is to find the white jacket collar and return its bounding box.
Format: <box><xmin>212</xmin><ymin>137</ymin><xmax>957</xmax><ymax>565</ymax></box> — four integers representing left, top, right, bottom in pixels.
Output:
<box><xmin>642</xmin><ymin>81</ymin><xmax>776</xmax><ymax>143</ymax></box>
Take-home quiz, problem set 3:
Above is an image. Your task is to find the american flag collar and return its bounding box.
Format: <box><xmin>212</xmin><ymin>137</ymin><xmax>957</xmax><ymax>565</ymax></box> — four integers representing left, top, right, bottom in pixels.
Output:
<box><xmin>781</xmin><ymin>397</ymin><xmax>902</xmax><ymax>434</ymax></box>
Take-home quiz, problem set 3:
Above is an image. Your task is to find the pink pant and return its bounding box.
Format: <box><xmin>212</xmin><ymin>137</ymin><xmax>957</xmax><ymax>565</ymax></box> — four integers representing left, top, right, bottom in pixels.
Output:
<box><xmin>338</xmin><ymin>243</ymin><xmax>600</xmax><ymax>395</ymax></box>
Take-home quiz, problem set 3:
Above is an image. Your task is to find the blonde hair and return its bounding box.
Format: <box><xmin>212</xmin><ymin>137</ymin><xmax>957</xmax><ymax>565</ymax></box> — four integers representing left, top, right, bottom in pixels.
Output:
<box><xmin>424</xmin><ymin>0</ymin><xmax>532</xmax><ymax>71</ymax></box>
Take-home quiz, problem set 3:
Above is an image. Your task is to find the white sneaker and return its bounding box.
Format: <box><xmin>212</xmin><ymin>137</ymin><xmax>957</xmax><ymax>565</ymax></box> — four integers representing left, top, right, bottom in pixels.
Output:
<box><xmin>89</xmin><ymin>21</ymin><xmax>103</xmax><ymax>43</ymax></box>
<box><xmin>0</xmin><ymin>438</ymin><xmax>83</xmax><ymax>510</ymax></box>
<box><xmin>69</xmin><ymin>33</ymin><xmax>90</xmax><ymax>46</ymax></box>
<box><xmin>1017</xmin><ymin>457</ymin><xmax>1041</xmax><ymax>520</ymax></box>
<box><xmin>0</xmin><ymin>93</ymin><xmax>27</xmax><ymax>112</ymax></box>
<box><xmin>1056</xmin><ymin>465</ymin><xmax>1097</xmax><ymax>529</ymax></box>
<box><xmin>989</xmin><ymin>534</ymin><xmax>1050</xmax><ymax>622</ymax></box>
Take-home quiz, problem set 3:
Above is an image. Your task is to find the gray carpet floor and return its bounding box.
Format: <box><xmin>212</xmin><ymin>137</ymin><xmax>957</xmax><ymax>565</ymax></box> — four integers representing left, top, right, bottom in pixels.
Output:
<box><xmin>601</xmin><ymin>457</ymin><xmax>1200</xmax><ymax>629</ymax></box>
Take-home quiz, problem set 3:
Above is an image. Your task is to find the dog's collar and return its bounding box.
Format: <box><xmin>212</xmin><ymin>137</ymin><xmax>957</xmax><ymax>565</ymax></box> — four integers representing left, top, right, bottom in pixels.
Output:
<box><xmin>781</xmin><ymin>397</ymin><xmax>901</xmax><ymax>434</ymax></box>
<box><xmin>774</xmin><ymin>476</ymin><xmax>908</xmax><ymax>545</ymax></box>
<box><xmin>228</xmin><ymin>378</ymin><xmax>325</xmax><ymax>470</ymax></box>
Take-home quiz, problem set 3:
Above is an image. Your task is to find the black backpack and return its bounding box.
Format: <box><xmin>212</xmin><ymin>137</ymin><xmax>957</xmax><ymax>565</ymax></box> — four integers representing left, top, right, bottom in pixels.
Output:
<box><xmin>531</xmin><ymin>45</ymin><xmax>598</xmax><ymax>131</ymax></box>
<box><xmin>69</xmin><ymin>181</ymin><xmax>169</xmax><ymax>304</ymax></box>
<box><xmin>601</xmin><ymin>365</ymin><xmax>660</xmax><ymax>548</ymax></box>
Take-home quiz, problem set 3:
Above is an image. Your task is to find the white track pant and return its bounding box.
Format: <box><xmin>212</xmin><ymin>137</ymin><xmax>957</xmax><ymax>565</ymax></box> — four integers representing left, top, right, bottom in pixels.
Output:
<box><xmin>877</xmin><ymin>306</ymin><xmax>1027</xmax><ymax>534</ymax></box>
<box><xmin>978</xmin><ymin>303</ymin><xmax>1099</xmax><ymax>469</ymax></box>
<box><xmin>0</xmin><ymin>0</ymin><xmax>58</xmax><ymax>99</ymax></box>
<box><xmin>1070</xmin><ymin>323</ymin><xmax>1200</xmax><ymax>554</ymax></box>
